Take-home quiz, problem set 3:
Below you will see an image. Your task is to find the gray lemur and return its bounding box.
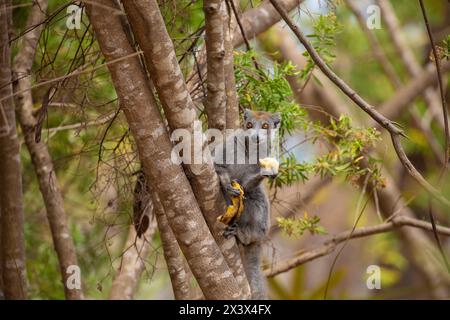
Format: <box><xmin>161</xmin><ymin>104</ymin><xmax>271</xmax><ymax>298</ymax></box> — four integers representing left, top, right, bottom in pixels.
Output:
<box><xmin>214</xmin><ymin>109</ymin><xmax>280</xmax><ymax>299</ymax></box>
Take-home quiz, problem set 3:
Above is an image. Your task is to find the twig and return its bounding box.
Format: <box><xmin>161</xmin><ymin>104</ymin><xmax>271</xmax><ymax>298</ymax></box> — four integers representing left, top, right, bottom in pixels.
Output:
<box><xmin>226</xmin><ymin>0</ymin><xmax>260</xmax><ymax>71</ymax></box>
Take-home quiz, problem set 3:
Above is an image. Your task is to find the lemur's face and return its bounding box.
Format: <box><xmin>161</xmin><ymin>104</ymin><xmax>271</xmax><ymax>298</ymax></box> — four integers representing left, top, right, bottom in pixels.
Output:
<box><xmin>243</xmin><ymin>109</ymin><xmax>280</xmax><ymax>144</ymax></box>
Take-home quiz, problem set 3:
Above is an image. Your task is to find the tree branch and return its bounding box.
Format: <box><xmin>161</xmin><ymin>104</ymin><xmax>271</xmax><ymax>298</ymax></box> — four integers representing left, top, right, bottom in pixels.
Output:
<box><xmin>265</xmin><ymin>215</ymin><xmax>450</xmax><ymax>277</ymax></box>
<box><xmin>187</xmin><ymin>0</ymin><xmax>303</xmax><ymax>99</ymax></box>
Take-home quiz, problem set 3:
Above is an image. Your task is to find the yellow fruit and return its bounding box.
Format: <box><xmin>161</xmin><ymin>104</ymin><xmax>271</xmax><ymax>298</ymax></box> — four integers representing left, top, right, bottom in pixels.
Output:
<box><xmin>217</xmin><ymin>180</ymin><xmax>245</xmax><ymax>225</ymax></box>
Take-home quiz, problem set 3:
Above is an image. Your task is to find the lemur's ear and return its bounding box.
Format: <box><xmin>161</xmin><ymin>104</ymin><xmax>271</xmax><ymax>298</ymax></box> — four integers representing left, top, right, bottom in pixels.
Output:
<box><xmin>243</xmin><ymin>109</ymin><xmax>252</xmax><ymax>121</ymax></box>
<box><xmin>272</xmin><ymin>112</ymin><xmax>281</xmax><ymax>128</ymax></box>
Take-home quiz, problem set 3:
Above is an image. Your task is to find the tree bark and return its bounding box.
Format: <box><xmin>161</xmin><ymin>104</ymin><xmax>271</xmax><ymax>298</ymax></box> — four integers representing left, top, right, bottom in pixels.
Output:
<box><xmin>0</xmin><ymin>0</ymin><xmax>27</xmax><ymax>300</ymax></box>
<box><xmin>86</xmin><ymin>0</ymin><xmax>243</xmax><ymax>299</ymax></box>
<box><xmin>121</xmin><ymin>0</ymin><xmax>251</xmax><ymax>298</ymax></box>
<box><xmin>232</xmin><ymin>0</ymin><xmax>302</xmax><ymax>47</ymax></box>
<box><xmin>151</xmin><ymin>188</ymin><xmax>198</xmax><ymax>300</ymax></box>
<box><xmin>204</xmin><ymin>0</ymin><xmax>227</xmax><ymax>130</ymax></box>
<box><xmin>224</xmin><ymin>0</ymin><xmax>240</xmax><ymax>130</ymax></box>
<box><xmin>12</xmin><ymin>0</ymin><xmax>84</xmax><ymax>300</ymax></box>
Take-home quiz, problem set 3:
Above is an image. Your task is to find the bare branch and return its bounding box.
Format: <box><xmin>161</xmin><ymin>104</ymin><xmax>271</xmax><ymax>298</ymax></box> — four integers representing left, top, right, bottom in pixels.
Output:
<box><xmin>345</xmin><ymin>0</ymin><xmax>448</xmax><ymax>166</ymax></box>
<box><xmin>379</xmin><ymin>62</ymin><xmax>450</xmax><ymax>119</ymax></box>
<box><xmin>266</xmin><ymin>215</ymin><xmax>450</xmax><ymax>277</ymax></box>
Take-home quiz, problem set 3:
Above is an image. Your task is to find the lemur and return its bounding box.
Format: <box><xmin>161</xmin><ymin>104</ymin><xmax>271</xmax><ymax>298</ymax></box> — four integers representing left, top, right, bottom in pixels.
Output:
<box><xmin>214</xmin><ymin>109</ymin><xmax>280</xmax><ymax>300</ymax></box>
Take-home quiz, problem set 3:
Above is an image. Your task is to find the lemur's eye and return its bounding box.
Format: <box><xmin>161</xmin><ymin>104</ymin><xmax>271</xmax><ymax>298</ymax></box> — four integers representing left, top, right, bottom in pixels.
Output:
<box><xmin>246</xmin><ymin>122</ymin><xmax>253</xmax><ymax>129</ymax></box>
<box><xmin>262</xmin><ymin>123</ymin><xmax>269</xmax><ymax>129</ymax></box>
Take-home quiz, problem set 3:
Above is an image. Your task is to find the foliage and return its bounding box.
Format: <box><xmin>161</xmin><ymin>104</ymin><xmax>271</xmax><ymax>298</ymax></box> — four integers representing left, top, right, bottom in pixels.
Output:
<box><xmin>301</xmin><ymin>12</ymin><xmax>342</xmax><ymax>80</ymax></box>
<box><xmin>442</xmin><ymin>35</ymin><xmax>450</xmax><ymax>61</ymax></box>
<box><xmin>277</xmin><ymin>212</ymin><xmax>327</xmax><ymax>237</ymax></box>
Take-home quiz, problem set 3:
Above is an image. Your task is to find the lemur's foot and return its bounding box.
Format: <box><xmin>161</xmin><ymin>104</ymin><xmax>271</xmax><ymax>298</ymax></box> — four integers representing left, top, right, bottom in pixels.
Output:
<box><xmin>223</xmin><ymin>222</ymin><xmax>238</xmax><ymax>239</ymax></box>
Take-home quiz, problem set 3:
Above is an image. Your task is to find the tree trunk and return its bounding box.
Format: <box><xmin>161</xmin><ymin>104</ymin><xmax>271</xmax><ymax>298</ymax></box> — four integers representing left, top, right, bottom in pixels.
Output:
<box><xmin>204</xmin><ymin>0</ymin><xmax>227</xmax><ymax>130</ymax></box>
<box><xmin>224</xmin><ymin>0</ymin><xmax>240</xmax><ymax>130</ymax></box>
<box><xmin>151</xmin><ymin>187</ymin><xmax>198</xmax><ymax>300</ymax></box>
<box><xmin>0</xmin><ymin>0</ymin><xmax>27</xmax><ymax>300</ymax></box>
<box><xmin>12</xmin><ymin>0</ymin><xmax>84</xmax><ymax>300</ymax></box>
<box><xmin>109</xmin><ymin>220</ymin><xmax>157</xmax><ymax>299</ymax></box>
<box><xmin>86</xmin><ymin>0</ymin><xmax>243</xmax><ymax>299</ymax></box>
<box><xmin>121</xmin><ymin>0</ymin><xmax>251</xmax><ymax>298</ymax></box>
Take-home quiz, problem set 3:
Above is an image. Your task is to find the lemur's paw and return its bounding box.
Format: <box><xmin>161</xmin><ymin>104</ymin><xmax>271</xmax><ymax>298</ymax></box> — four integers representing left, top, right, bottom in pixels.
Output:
<box><xmin>223</xmin><ymin>223</ymin><xmax>238</xmax><ymax>238</ymax></box>
<box><xmin>259</xmin><ymin>157</ymin><xmax>279</xmax><ymax>177</ymax></box>
<box><xmin>226</xmin><ymin>182</ymin><xmax>243</xmax><ymax>197</ymax></box>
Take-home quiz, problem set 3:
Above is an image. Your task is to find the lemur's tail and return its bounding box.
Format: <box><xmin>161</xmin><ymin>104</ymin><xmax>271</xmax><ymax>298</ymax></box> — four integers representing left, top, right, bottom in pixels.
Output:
<box><xmin>243</xmin><ymin>242</ymin><xmax>267</xmax><ymax>300</ymax></box>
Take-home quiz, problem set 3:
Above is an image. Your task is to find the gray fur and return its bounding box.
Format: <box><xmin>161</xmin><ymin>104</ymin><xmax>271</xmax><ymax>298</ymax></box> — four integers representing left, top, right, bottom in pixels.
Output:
<box><xmin>214</xmin><ymin>109</ymin><xmax>279</xmax><ymax>300</ymax></box>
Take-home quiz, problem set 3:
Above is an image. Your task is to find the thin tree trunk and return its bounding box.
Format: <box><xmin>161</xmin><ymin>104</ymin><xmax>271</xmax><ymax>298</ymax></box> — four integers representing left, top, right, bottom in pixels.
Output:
<box><xmin>152</xmin><ymin>188</ymin><xmax>198</xmax><ymax>300</ymax></box>
<box><xmin>0</xmin><ymin>0</ymin><xmax>27</xmax><ymax>300</ymax></box>
<box><xmin>121</xmin><ymin>0</ymin><xmax>251</xmax><ymax>298</ymax></box>
<box><xmin>12</xmin><ymin>0</ymin><xmax>83</xmax><ymax>300</ymax></box>
<box><xmin>204</xmin><ymin>0</ymin><xmax>227</xmax><ymax>130</ymax></box>
<box><xmin>86</xmin><ymin>0</ymin><xmax>243</xmax><ymax>299</ymax></box>
<box><xmin>224</xmin><ymin>0</ymin><xmax>240</xmax><ymax>130</ymax></box>
<box><xmin>109</xmin><ymin>219</ymin><xmax>157</xmax><ymax>300</ymax></box>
